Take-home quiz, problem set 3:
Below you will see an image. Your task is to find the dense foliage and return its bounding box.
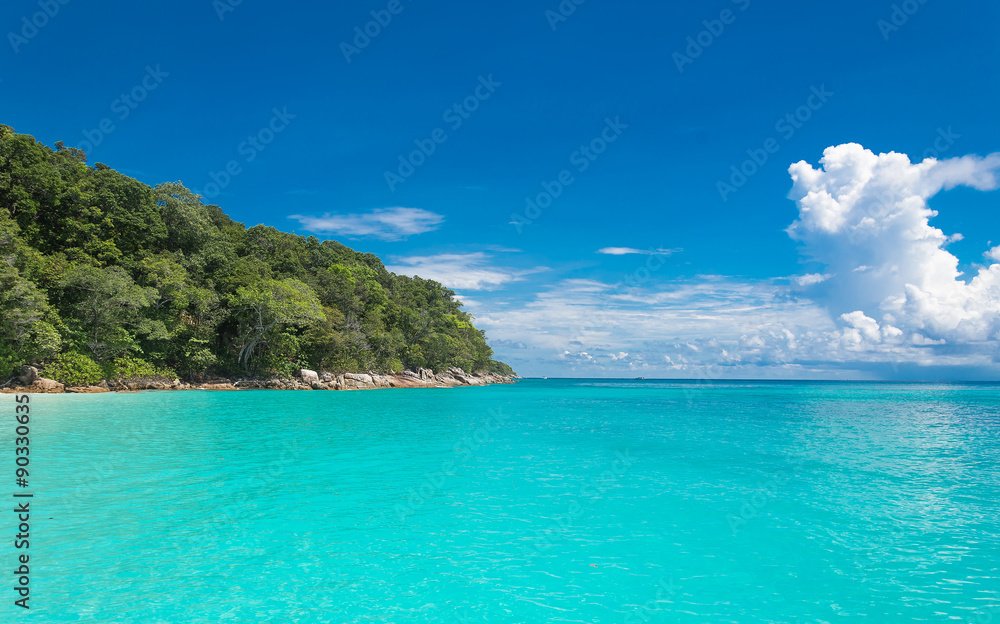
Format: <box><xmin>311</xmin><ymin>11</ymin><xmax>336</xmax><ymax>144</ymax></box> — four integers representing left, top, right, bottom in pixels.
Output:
<box><xmin>0</xmin><ymin>125</ymin><xmax>512</xmax><ymax>382</ymax></box>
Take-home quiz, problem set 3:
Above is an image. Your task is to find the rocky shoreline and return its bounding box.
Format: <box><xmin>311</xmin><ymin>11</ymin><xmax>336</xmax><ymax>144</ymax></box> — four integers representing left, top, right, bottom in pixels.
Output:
<box><xmin>1</xmin><ymin>366</ymin><xmax>518</xmax><ymax>395</ymax></box>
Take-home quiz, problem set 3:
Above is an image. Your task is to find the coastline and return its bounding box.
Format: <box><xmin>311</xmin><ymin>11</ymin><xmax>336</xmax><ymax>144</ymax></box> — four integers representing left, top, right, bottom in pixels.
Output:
<box><xmin>1</xmin><ymin>366</ymin><xmax>518</xmax><ymax>395</ymax></box>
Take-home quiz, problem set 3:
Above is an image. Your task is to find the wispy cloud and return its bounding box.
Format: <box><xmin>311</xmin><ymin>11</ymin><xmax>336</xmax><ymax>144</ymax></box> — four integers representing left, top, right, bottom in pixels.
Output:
<box><xmin>597</xmin><ymin>247</ymin><xmax>680</xmax><ymax>256</ymax></box>
<box><xmin>289</xmin><ymin>207</ymin><xmax>443</xmax><ymax>240</ymax></box>
<box><xmin>793</xmin><ymin>273</ymin><xmax>830</xmax><ymax>286</ymax></box>
<box><xmin>387</xmin><ymin>252</ymin><xmax>547</xmax><ymax>291</ymax></box>
<box><xmin>477</xmin><ymin>145</ymin><xmax>1000</xmax><ymax>379</ymax></box>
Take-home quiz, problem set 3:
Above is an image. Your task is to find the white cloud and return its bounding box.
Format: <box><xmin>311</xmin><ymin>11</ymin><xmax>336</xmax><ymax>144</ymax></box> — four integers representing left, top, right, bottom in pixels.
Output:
<box><xmin>795</xmin><ymin>273</ymin><xmax>830</xmax><ymax>286</ymax></box>
<box><xmin>478</xmin><ymin>144</ymin><xmax>1000</xmax><ymax>379</ymax></box>
<box><xmin>787</xmin><ymin>143</ymin><xmax>1000</xmax><ymax>347</ymax></box>
<box><xmin>289</xmin><ymin>207</ymin><xmax>443</xmax><ymax>240</ymax></box>
<box><xmin>386</xmin><ymin>252</ymin><xmax>546</xmax><ymax>291</ymax></box>
<box><xmin>467</xmin><ymin>276</ymin><xmax>840</xmax><ymax>375</ymax></box>
<box><xmin>597</xmin><ymin>247</ymin><xmax>680</xmax><ymax>256</ymax></box>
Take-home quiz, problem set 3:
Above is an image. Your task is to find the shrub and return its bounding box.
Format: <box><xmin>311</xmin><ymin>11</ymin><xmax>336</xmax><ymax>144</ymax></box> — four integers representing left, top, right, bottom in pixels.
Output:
<box><xmin>41</xmin><ymin>352</ymin><xmax>104</xmax><ymax>386</ymax></box>
<box><xmin>0</xmin><ymin>345</ymin><xmax>23</xmax><ymax>381</ymax></box>
<box><xmin>103</xmin><ymin>357</ymin><xmax>176</xmax><ymax>381</ymax></box>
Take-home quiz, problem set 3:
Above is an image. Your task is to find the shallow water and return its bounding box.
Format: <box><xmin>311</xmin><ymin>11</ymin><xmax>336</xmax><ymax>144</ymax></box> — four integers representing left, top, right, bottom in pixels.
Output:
<box><xmin>3</xmin><ymin>380</ymin><xmax>999</xmax><ymax>622</ymax></box>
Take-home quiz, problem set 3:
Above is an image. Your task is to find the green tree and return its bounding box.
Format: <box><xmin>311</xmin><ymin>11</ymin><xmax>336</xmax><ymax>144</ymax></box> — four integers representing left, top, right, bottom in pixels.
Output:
<box><xmin>0</xmin><ymin>261</ymin><xmax>61</xmax><ymax>375</ymax></box>
<box><xmin>59</xmin><ymin>265</ymin><xmax>155</xmax><ymax>361</ymax></box>
<box><xmin>229</xmin><ymin>278</ymin><xmax>324</xmax><ymax>370</ymax></box>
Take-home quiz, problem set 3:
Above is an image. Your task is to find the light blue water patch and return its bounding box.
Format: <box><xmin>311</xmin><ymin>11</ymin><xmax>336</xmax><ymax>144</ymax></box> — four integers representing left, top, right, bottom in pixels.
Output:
<box><xmin>2</xmin><ymin>380</ymin><xmax>999</xmax><ymax>622</ymax></box>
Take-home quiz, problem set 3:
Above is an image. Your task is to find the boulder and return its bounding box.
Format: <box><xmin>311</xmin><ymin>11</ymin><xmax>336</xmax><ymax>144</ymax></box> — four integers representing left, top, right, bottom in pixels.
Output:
<box><xmin>199</xmin><ymin>383</ymin><xmax>239</xmax><ymax>391</ymax></box>
<box><xmin>30</xmin><ymin>377</ymin><xmax>64</xmax><ymax>393</ymax></box>
<box><xmin>371</xmin><ymin>374</ymin><xmax>393</xmax><ymax>388</ymax></box>
<box><xmin>18</xmin><ymin>366</ymin><xmax>39</xmax><ymax>387</ymax></box>
<box><xmin>344</xmin><ymin>372</ymin><xmax>374</xmax><ymax>386</ymax></box>
<box><xmin>67</xmin><ymin>386</ymin><xmax>111</xmax><ymax>394</ymax></box>
<box><xmin>321</xmin><ymin>372</ymin><xmax>333</xmax><ymax>383</ymax></box>
<box><xmin>434</xmin><ymin>372</ymin><xmax>460</xmax><ymax>386</ymax></box>
<box><xmin>298</xmin><ymin>369</ymin><xmax>320</xmax><ymax>384</ymax></box>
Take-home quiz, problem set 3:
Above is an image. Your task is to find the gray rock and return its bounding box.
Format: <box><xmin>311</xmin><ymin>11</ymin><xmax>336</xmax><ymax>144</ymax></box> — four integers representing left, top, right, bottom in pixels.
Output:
<box><xmin>33</xmin><ymin>377</ymin><xmax>64</xmax><ymax>391</ymax></box>
<box><xmin>18</xmin><ymin>366</ymin><xmax>38</xmax><ymax>386</ymax></box>
<box><xmin>321</xmin><ymin>372</ymin><xmax>333</xmax><ymax>383</ymax></box>
<box><xmin>344</xmin><ymin>372</ymin><xmax>374</xmax><ymax>385</ymax></box>
<box><xmin>298</xmin><ymin>369</ymin><xmax>320</xmax><ymax>384</ymax></box>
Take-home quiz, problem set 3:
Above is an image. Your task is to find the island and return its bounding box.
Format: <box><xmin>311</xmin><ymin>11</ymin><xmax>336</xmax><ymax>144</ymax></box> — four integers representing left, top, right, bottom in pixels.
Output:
<box><xmin>0</xmin><ymin>125</ymin><xmax>516</xmax><ymax>393</ymax></box>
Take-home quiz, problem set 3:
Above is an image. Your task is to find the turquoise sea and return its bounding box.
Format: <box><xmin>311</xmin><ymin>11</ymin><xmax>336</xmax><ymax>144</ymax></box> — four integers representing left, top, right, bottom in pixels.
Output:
<box><xmin>4</xmin><ymin>379</ymin><xmax>1000</xmax><ymax>622</ymax></box>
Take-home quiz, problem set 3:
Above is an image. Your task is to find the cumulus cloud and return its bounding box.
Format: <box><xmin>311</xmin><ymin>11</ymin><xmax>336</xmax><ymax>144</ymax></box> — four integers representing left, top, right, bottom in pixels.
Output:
<box><xmin>289</xmin><ymin>207</ymin><xmax>443</xmax><ymax>240</ymax></box>
<box><xmin>787</xmin><ymin>143</ymin><xmax>1000</xmax><ymax>348</ymax></box>
<box><xmin>386</xmin><ymin>252</ymin><xmax>547</xmax><ymax>291</ymax></box>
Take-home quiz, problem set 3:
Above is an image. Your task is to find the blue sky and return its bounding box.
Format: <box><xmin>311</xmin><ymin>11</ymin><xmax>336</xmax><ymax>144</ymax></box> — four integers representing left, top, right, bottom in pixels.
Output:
<box><xmin>3</xmin><ymin>0</ymin><xmax>1000</xmax><ymax>379</ymax></box>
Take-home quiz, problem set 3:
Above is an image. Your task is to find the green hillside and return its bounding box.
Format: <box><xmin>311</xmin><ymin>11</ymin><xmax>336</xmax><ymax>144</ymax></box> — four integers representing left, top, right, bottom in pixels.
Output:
<box><xmin>0</xmin><ymin>124</ymin><xmax>514</xmax><ymax>384</ymax></box>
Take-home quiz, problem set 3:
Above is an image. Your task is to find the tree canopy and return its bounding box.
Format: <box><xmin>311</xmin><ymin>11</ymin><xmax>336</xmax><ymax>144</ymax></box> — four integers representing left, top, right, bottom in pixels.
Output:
<box><xmin>0</xmin><ymin>125</ymin><xmax>513</xmax><ymax>381</ymax></box>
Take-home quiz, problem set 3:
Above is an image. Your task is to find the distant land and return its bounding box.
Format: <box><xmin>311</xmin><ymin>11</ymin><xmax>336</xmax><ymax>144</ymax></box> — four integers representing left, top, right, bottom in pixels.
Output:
<box><xmin>0</xmin><ymin>124</ymin><xmax>515</xmax><ymax>391</ymax></box>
